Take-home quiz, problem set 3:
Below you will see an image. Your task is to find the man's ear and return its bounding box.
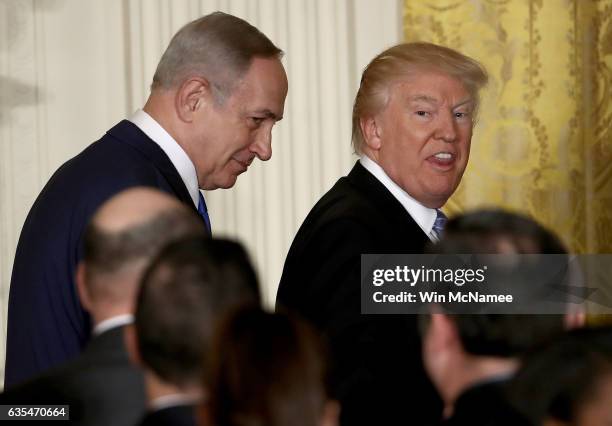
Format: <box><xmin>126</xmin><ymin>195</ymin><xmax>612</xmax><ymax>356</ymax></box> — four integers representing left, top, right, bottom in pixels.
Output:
<box><xmin>565</xmin><ymin>310</ymin><xmax>586</xmax><ymax>330</ymax></box>
<box><xmin>359</xmin><ymin>116</ymin><xmax>382</xmax><ymax>150</ymax></box>
<box><xmin>197</xmin><ymin>401</ymin><xmax>212</xmax><ymax>426</ymax></box>
<box><xmin>76</xmin><ymin>262</ymin><xmax>92</xmax><ymax>313</ymax></box>
<box><xmin>123</xmin><ymin>324</ymin><xmax>142</xmax><ymax>367</ymax></box>
<box><xmin>429</xmin><ymin>313</ymin><xmax>460</xmax><ymax>352</ymax></box>
<box><xmin>320</xmin><ymin>400</ymin><xmax>341</xmax><ymax>426</ymax></box>
<box><xmin>176</xmin><ymin>77</ymin><xmax>210</xmax><ymax>122</ymax></box>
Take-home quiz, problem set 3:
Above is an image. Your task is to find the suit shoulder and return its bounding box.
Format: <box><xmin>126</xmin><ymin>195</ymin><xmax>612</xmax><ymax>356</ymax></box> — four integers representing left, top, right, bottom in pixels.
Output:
<box><xmin>307</xmin><ymin>177</ymin><xmax>385</xmax><ymax>228</ymax></box>
<box><xmin>294</xmin><ymin>175</ymin><xmax>408</xmax><ymax>249</ymax></box>
<box><xmin>34</xmin><ymin>129</ymin><xmax>168</xmax><ymax>215</ymax></box>
<box><xmin>59</xmin><ymin>132</ymin><xmax>162</xmax><ymax>184</ymax></box>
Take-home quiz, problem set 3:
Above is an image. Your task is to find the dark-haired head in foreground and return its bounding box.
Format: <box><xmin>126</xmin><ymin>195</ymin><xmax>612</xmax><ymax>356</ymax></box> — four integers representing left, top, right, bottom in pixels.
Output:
<box><xmin>202</xmin><ymin>307</ymin><xmax>339</xmax><ymax>426</ymax></box>
<box><xmin>508</xmin><ymin>326</ymin><xmax>612</xmax><ymax>426</ymax></box>
<box><xmin>421</xmin><ymin>209</ymin><xmax>578</xmax><ymax>424</ymax></box>
<box><xmin>434</xmin><ymin>208</ymin><xmax>568</xmax><ymax>255</ymax></box>
<box><xmin>128</xmin><ymin>237</ymin><xmax>260</xmax><ymax>425</ymax></box>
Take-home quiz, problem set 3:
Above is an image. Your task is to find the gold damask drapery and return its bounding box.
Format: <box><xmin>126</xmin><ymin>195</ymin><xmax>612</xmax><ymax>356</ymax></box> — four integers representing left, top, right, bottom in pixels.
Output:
<box><xmin>403</xmin><ymin>0</ymin><xmax>611</xmax><ymax>254</ymax></box>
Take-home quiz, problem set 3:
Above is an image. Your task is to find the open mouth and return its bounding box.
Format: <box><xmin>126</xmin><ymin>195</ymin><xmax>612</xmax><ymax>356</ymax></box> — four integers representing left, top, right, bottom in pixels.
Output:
<box><xmin>427</xmin><ymin>152</ymin><xmax>455</xmax><ymax>169</ymax></box>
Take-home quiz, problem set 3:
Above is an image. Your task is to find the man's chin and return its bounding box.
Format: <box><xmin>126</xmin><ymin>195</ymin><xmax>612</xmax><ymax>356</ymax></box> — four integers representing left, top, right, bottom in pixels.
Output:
<box><xmin>202</xmin><ymin>174</ymin><xmax>239</xmax><ymax>190</ymax></box>
<box><xmin>218</xmin><ymin>174</ymin><xmax>239</xmax><ymax>189</ymax></box>
<box><xmin>421</xmin><ymin>186</ymin><xmax>455</xmax><ymax>208</ymax></box>
<box><xmin>423</xmin><ymin>178</ymin><xmax>461</xmax><ymax>204</ymax></box>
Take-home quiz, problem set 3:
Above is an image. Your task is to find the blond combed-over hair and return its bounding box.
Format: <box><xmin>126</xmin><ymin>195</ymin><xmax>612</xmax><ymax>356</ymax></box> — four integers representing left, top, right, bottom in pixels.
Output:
<box><xmin>352</xmin><ymin>42</ymin><xmax>488</xmax><ymax>154</ymax></box>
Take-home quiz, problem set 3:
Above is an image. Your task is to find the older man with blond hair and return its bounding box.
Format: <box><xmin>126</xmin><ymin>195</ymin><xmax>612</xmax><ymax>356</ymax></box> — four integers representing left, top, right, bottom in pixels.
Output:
<box><xmin>277</xmin><ymin>42</ymin><xmax>488</xmax><ymax>425</ymax></box>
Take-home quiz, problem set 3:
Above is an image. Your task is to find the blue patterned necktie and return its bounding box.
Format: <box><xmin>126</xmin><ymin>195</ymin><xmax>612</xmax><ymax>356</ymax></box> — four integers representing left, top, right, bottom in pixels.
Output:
<box><xmin>431</xmin><ymin>209</ymin><xmax>447</xmax><ymax>241</ymax></box>
<box><xmin>197</xmin><ymin>192</ymin><xmax>212</xmax><ymax>234</ymax></box>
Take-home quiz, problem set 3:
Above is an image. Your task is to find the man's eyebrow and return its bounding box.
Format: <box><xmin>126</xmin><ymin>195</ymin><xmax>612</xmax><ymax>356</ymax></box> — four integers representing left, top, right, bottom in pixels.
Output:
<box><xmin>254</xmin><ymin>109</ymin><xmax>283</xmax><ymax>121</ymax></box>
<box><xmin>453</xmin><ymin>98</ymin><xmax>474</xmax><ymax>109</ymax></box>
<box><xmin>408</xmin><ymin>95</ymin><xmax>438</xmax><ymax>104</ymax></box>
<box><xmin>408</xmin><ymin>96</ymin><xmax>474</xmax><ymax>107</ymax></box>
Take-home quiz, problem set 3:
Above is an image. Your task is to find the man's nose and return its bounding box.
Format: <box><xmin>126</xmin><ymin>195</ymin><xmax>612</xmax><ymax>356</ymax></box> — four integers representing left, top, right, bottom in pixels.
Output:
<box><xmin>434</xmin><ymin>111</ymin><xmax>458</xmax><ymax>143</ymax></box>
<box><xmin>250</xmin><ymin>129</ymin><xmax>272</xmax><ymax>161</ymax></box>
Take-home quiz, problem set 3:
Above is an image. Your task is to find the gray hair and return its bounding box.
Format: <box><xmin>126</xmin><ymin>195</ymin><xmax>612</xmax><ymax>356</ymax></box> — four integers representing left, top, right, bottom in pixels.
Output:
<box><xmin>152</xmin><ymin>11</ymin><xmax>283</xmax><ymax>102</ymax></box>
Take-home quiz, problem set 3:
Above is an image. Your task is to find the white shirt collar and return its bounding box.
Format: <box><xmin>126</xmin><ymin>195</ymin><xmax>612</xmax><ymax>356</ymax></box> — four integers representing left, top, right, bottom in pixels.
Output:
<box><xmin>129</xmin><ymin>109</ymin><xmax>200</xmax><ymax>208</ymax></box>
<box><xmin>150</xmin><ymin>394</ymin><xmax>201</xmax><ymax>412</ymax></box>
<box><xmin>93</xmin><ymin>314</ymin><xmax>134</xmax><ymax>336</ymax></box>
<box><xmin>359</xmin><ymin>155</ymin><xmax>438</xmax><ymax>242</ymax></box>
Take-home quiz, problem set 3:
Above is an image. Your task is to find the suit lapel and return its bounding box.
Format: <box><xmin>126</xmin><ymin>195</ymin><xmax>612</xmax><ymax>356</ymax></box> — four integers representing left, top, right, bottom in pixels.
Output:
<box><xmin>346</xmin><ymin>161</ymin><xmax>428</xmax><ymax>243</ymax></box>
<box><xmin>106</xmin><ymin>120</ymin><xmax>194</xmax><ymax>205</ymax></box>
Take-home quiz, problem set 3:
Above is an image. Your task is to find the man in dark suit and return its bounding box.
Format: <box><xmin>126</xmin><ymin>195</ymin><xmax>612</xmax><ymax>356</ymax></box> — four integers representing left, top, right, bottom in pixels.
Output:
<box><xmin>276</xmin><ymin>42</ymin><xmax>488</xmax><ymax>425</ymax></box>
<box><xmin>6</xmin><ymin>11</ymin><xmax>288</xmax><ymax>386</ymax></box>
<box><xmin>422</xmin><ymin>209</ymin><xmax>580</xmax><ymax>426</ymax></box>
<box><xmin>126</xmin><ymin>237</ymin><xmax>260</xmax><ymax>426</ymax></box>
<box><xmin>0</xmin><ymin>187</ymin><xmax>206</xmax><ymax>426</ymax></box>
<box><xmin>423</xmin><ymin>313</ymin><xmax>537</xmax><ymax>426</ymax></box>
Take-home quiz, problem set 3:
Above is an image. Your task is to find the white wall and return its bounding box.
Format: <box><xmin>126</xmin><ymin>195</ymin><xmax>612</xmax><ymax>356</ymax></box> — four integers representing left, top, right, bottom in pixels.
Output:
<box><xmin>0</xmin><ymin>0</ymin><xmax>400</xmax><ymax>380</ymax></box>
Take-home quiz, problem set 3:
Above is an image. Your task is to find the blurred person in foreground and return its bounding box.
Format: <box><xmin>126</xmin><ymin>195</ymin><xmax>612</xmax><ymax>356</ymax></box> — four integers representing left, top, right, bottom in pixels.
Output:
<box><xmin>6</xmin><ymin>11</ymin><xmax>287</xmax><ymax>386</ymax></box>
<box><xmin>508</xmin><ymin>326</ymin><xmax>612</xmax><ymax>426</ymax></box>
<box><xmin>126</xmin><ymin>236</ymin><xmax>260</xmax><ymax>426</ymax></box>
<box><xmin>421</xmin><ymin>209</ymin><xmax>585</xmax><ymax>425</ymax></box>
<box><xmin>201</xmin><ymin>307</ymin><xmax>340</xmax><ymax>426</ymax></box>
<box><xmin>277</xmin><ymin>42</ymin><xmax>488</xmax><ymax>425</ymax></box>
<box><xmin>0</xmin><ymin>187</ymin><xmax>205</xmax><ymax>426</ymax></box>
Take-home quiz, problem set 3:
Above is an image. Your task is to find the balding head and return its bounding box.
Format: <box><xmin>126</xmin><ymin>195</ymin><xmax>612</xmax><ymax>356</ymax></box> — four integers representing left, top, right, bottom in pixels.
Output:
<box><xmin>92</xmin><ymin>187</ymin><xmax>186</xmax><ymax>233</ymax></box>
<box><xmin>78</xmin><ymin>187</ymin><xmax>205</xmax><ymax>323</ymax></box>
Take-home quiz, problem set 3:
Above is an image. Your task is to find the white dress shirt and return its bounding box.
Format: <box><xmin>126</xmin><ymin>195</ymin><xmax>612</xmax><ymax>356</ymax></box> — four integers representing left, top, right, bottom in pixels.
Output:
<box><xmin>150</xmin><ymin>393</ymin><xmax>202</xmax><ymax>411</ymax></box>
<box><xmin>360</xmin><ymin>155</ymin><xmax>439</xmax><ymax>242</ymax></box>
<box><xmin>92</xmin><ymin>314</ymin><xmax>134</xmax><ymax>336</ymax></box>
<box><xmin>129</xmin><ymin>109</ymin><xmax>200</xmax><ymax>208</ymax></box>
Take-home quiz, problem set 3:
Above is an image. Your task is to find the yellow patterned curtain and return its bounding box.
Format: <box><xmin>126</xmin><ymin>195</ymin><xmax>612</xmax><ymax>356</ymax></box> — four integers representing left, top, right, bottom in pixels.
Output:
<box><xmin>403</xmin><ymin>0</ymin><xmax>612</xmax><ymax>254</ymax></box>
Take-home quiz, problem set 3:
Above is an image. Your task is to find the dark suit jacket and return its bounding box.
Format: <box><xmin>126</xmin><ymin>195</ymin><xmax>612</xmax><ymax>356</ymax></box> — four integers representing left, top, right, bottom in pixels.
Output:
<box><xmin>0</xmin><ymin>325</ymin><xmax>146</xmax><ymax>426</ymax></box>
<box><xmin>277</xmin><ymin>161</ymin><xmax>442</xmax><ymax>426</ymax></box>
<box><xmin>5</xmin><ymin>120</ymin><xmax>199</xmax><ymax>387</ymax></box>
<box><xmin>139</xmin><ymin>404</ymin><xmax>197</xmax><ymax>426</ymax></box>
<box><xmin>441</xmin><ymin>380</ymin><xmax>533</xmax><ymax>426</ymax></box>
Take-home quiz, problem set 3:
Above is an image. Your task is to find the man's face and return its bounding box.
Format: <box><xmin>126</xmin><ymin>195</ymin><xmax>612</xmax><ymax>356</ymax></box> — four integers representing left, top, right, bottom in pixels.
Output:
<box><xmin>422</xmin><ymin>314</ymin><xmax>448</xmax><ymax>397</ymax></box>
<box><xmin>574</xmin><ymin>373</ymin><xmax>612</xmax><ymax>426</ymax></box>
<box><xmin>191</xmin><ymin>56</ymin><xmax>288</xmax><ymax>190</ymax></box>
<box><xmin>368</xmin><ymin>71</ymin><xmax>474</xmax><ymax>208</ymax></box>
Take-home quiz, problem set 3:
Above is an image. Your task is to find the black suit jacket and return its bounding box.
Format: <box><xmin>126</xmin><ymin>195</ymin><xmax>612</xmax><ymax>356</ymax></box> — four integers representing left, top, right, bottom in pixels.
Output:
<box><xmin>277</xmin><ymin>161</ymin><xmax>442</xmax><ymax>426</ymax></box>
<box><xmin>441</xmin><ymin>380</ymin><xmax>533</xmax><ymax>426</ymax></box>
<box><xmin>139</xmin><ymin>405</ymin><xmax>197</xmax><ymax>426</ymax></box>
<box><xmin>5</xmin><ymin>120</ymin><xmax>199</xmax><ymax>387</ymax></box>
<box><xmin>0</xmin><ymin>325</ymin><xmax>146</xmax><ymax>426</ymax></box>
